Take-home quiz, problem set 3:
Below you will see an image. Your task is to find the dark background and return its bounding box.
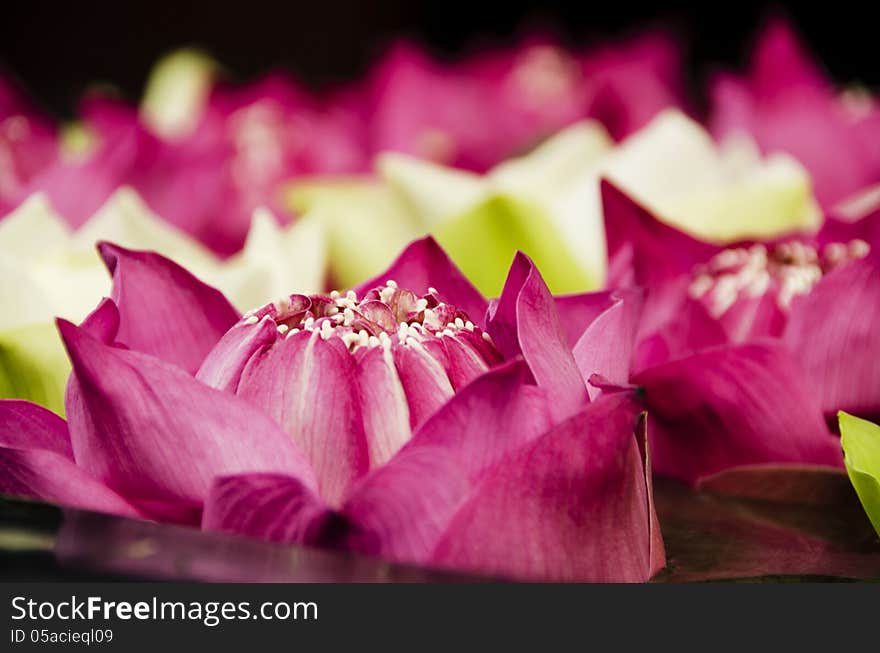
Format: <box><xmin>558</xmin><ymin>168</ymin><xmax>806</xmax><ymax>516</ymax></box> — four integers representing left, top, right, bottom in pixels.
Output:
<box><xmin>1</xmin><ymin>0</ymin><xmax>876</xmax><ymax>119</ymax></box>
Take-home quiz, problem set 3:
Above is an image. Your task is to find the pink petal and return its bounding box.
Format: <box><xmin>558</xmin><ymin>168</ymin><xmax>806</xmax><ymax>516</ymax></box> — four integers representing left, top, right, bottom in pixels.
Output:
<box><xmin>488</xmin><ymin>252</ymin><xmax>587</xmax><ymax>421</ymax></box>
<box><xmin>391</xmin><ymin>339</ymin><xmax>455</xmax><ymax>430</ymax></box>
<box><xmin>98</xmin><ymin>242</ymin><xmax>240</xmax><ymax>374</ymax></box>
<box><xmin>601</xmin><ymin>180</ymin><xmax>719</xmax><ymax>287</ymax></box>
<box><xmin>235</xmin><ymin>330</ymin><xmax>369</xmax><ymax>506</ymax></box>
<box><xmin>59</xmin><ymin>318</ymin><xmax>316</xmax><ymax>522</ymax></box>
<box><xmin>356</xmin><ymin>345</ymin><xmax>413</xmax><ymax>468</ymax></box>
<box><xmin>342</xmin><ymin>362</ymin><xmax>551</xmax><ymax>563</ymax></box>
<box><xmin>572</xmin><ymin>288</ymin><xmax>643</xmax><ymax>397</ymax></box>
<box><xmin>783</xmin><ymin>257</ymin><xmax>880</xmax><ymax>421</ymax></box>
<box><xmin>196</xmin><ymin>317</ymin><xmax>278</xmax><ymax>392</ymax></box>
<box><xmin>354</xmin><ymin>237</ymin><xmax>488</xmax><ymax>327</ymax></box>
<box><xmin>634</xmin><ymin>343</ymin><xmax>844</xmax><ymax>484</ymax></box>
<box><xmin>430</xmin><ymin>393</ymin><xmax>660</xmax><ymax>581</ymax></box>
<box><xmin>0</xmin><ymin>398</ymin><xmax>72</xmax><ymax>457</ymax></box>
<box><xmin>0</xmin><ymin>399</ymin><xmax>139</xmax><ymax>517</ymax></box>
<box><xmin>553</xmin><ymin>290</ymin><xmax>618</xmax><ymax>348</ymax></box>
<box><xmin>203</xmin><ymin>473</ymin><xmax>336</xmax><ymax>546</ymax></box>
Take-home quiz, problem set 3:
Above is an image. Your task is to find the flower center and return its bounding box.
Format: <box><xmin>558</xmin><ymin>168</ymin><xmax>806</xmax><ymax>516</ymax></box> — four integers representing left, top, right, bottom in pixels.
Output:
<box><xmin>689</xmin><ymin>240</ymin><xmax>871</xmax><ymax>317</ymax></box>
<box><xmin>242</xmin><ymin>280</ymin><xmax>500</xmax><ymax>363</ymax></box>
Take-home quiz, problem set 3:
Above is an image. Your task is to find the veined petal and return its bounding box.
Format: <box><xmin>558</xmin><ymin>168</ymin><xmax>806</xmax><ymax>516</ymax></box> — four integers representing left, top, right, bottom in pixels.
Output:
<box><xmin>0</xmin><ymin>399</ymin><xmax>139</xmax><ymax>516</ymax></box>
<box><xmin>572</xmin><ymin>289</ymin><xmax>643</xmax><ymax>398</ymax></box>
<box><xmin>195</xmin><ymin>317</ymin><xmax>278</xmax><ymax>393</ymax></box>
<box><xmin>235</xmin><ymin>330</ymin><xmax>368</xmax><ymax>507</ymax></box>
<box><xmin>356</xmin><ymin>344</ymin><xmax>412</xmax><ymax>468</ymax></box>
<box><xmin>784</xmin><ymin>257</ymin><xmax>880</xmax><ymax>421</ymax></box>
<box><xmin>391</xmin><ymin>338</ymin><xmax>455</xmax><ymax>430</ymax></box>
<box><xmin>634</xmin><ymin>343</ymin><xmax>843</xmax><ymax>484</ymax></box>
<box><xmin>203</xmin><ymin>473</ymin><xmax>337</xmax><ymax>546</ymax></box>
<box><xmin>488</xmin><ymin>252</ymin><xmax>587</xmax><ymax>421</ymax></box>
<box><xmin>98</xmin><ymin>241</ymin><xmax>240</xmax><ymax>373</ymax></box>
<box><xmin>430</xmin><ymin>393</ymin><xmax>659</xmax><ymax>582</ymax></box>
<box><xmin>0</xmin><ymin>399</ymin><xmax>72</xmax><ymax>456</ymax></box>
<box><xmin>839</xmin><ymin>412</ymin><xmax>880</xmax><ymax>536</ymax></box>
<box><xmin>354</xmin><ymin>236</ymin><xmax>488</xmax><ymax>326</ymax></box>
<box><xmin>342</xmin><ymin>363</ymin><xmax>552</xmax><ymax>564</ymax></box>
<box><xmin>59</xmin><ymin>318</ymin><xmax>316</xmax><ymax>522</ymax></box>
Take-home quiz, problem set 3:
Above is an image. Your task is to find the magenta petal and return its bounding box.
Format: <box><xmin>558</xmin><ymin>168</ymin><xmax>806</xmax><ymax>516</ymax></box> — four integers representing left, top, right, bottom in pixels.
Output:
<box><xmin>488</xmin><ymin>252</ymin><xmax>587</xmax><ymax>421</ymax></box>
<box><xmin>98</xmin><ymin>242</ymin><xmax>240</xmax><ymax>374</ymax></box>
<box><xmin>196</xmin><ymin>317</ymin><xmax>278</xmax><ymax>392</ymax></box>
<box><xmin>572</xmin><ymin>289</ymin><xmax>643</xmax><ymax>398</ymax></box>
<box><xmin>353</xmin><ymin>237</ymin><xmax>488</xmax><ymax>326</ymax></box>
<box><xmin>342</xmin><ymin>362</ymin><xmax>552</xmax><ymax>564</ymax></box>
<box><xmin>0</xmin><ymin>400</ymin><xmax>140</xmax><ymax>517</ymax></box>
<box><xmin>633</xmin><ymin>288</ymin><xmax>730</xmax><ymax>372</ymax></box>
<box><xmin>391</xmin><ymin>339</ymin><xmax>455</xmax><ymax>430</ymax></box>
<box><xmin>783</xmin><ymin>257</ymin><xmax>880</xmax><ymax>421</ymax></box>
<box><xmin>601</xmin><ymin>180</ymin><xmax>719</xmax><ymax>287</ymax></box>
<box><xmin>634</xmin><ymin>343</ymin><xmax>844</xmax><ymax>484</ymax></box>
<box><xmin>203</xmin><ymin>474</ymin><xmax>336</xmax><ymax>546</ymax></box>
<box><xmin>235</xmin><ymin>331</ymin><xmax>369</xmax><ymax>506</ymax></box>
<box><xmin>356</xmin><ymin>345</ymin><xmax>413</xmax><ymax>468</ymax></box>
<box><xmin>59</xmin><ymin>319</ymin><xmax>316</xmax><ymax>522</ymax></box>
<box><xmin>0</xmin><ymin>399</ymin><xmax>72</xmax><ymax>457</ymax></box>
<box><xmin>430</xmin><ymin>393</ymin><xmax>660</xmax><ymax>582</ymax></box>
<box><xmin>553</xmin><ymin>291</ymin><xmax>618</xmax><ymax>348</ymax></box>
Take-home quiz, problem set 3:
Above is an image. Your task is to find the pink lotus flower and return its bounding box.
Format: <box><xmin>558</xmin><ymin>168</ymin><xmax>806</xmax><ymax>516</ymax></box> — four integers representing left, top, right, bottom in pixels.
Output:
<box><xmin>0</xmin><ymin>75</ymin><xmax>59</xmax><ymax>216</ymax></box>
<box><xmin>16</xmin><ymin>73</ymin><xmax>366</xmax><ymax>256</ymax></box>
<box><xmin>603</xmin><ymin>180</ymin><xmax>879</xmax><ymax>484</ymax></box>
<box><xmin>360</xmin><ymin>32</ymin><xmax>685</xmax><ymax>171</ymax></box>
<box><xmin>0</xmin><ymin>238</ymin><xmax>662</xmax><ymax>581</ymax></box>
<box><xmin>710</xmin><ymin>18</ymin><xmax>880</xmax><ymax>207</ymax></box>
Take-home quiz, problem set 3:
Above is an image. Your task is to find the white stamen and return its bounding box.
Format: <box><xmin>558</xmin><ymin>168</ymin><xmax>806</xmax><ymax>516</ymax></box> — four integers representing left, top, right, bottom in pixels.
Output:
<box><xmin>428</xmin><ymin>287</ymin><xmax>438</xmax><ymax>295</ymax></box>
<box><xmin>465</xmin><ymin>321</ymin><xmax>475</xmax><ymax>331</ymax></box>
<box><xmin>454</xmin><ymin>317</ymin><xmax>464</xmax><ymax>329</ymax></box>
<box><xmin>330</xmin><ymin>290</ymin><xmax>340</xmax><ymax>299</ymax></box>
<box><xmin>385</xmin><ymin>280</ymin><xmax>398</xmax><ymax>288</ymax></box>
<box><xmin>277</xmin><ymin>324</ymin><xmax>289</xmax><ymax>335</ymax></box>
<box><xmin>244</xmin><ymin>315</ymin><xmax>259</xmax><ymax>325</ymax></box>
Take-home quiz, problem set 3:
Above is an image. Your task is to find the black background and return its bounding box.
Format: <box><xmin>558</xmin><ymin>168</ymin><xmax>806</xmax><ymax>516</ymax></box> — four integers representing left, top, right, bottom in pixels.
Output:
<box><xmin>0</xmin><ymin>1</ymin><xmax>877</xmax><ymax>118</ymax></box>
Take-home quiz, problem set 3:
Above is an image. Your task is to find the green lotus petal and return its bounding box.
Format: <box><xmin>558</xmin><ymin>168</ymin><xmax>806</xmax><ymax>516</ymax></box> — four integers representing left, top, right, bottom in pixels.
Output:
<box><xmin>0</xmin><ymin>323</ymin><xmax>70</xmax><ymax>416</ymax></box>
<box><xmin>434</xmin><ymin>194</ymin><xmax>594</xmax><ymax>297</ymax></box>
<box><xmin>140</xmin><ymin>48</ymin><xmax>216</xmax><ymax>139</ymax></box>
<box><xmin>839</xmin><ymin>411</ymin><xmax>880</xmax><ymax>536</ymax></box>
<box><xmin>286</xmin><ymin>178</ymin><xmax>421</xmax><ymax>289</ymax></box>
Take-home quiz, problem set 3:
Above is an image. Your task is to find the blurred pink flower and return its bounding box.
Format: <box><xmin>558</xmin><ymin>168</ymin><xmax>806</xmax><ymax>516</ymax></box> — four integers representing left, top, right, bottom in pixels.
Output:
<box><xmin>710</xmin><ymin>18</ymin><xmax>880</xmax><ymax>207</ymax></box>
<box><xmin>0</xmin><ymin>75</ymin><xmax>59</xmax><ymax>215</ymax></box>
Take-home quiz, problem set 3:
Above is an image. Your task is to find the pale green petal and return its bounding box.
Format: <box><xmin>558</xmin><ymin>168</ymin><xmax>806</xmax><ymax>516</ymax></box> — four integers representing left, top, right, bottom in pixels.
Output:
<box><xmin>287</xmin><ymin>178</ymin><xmax>421</xmax><ymax>289</ymax></box>
<box><xmin>378</xmin><ymin>154</ymin><xmax>486</xmax><ymax>227</ymax></box>
<box><xmin>435</xmin><ymin>194</ymin><xmax>594</xmax><ymax>297</ymax></box>
<box><xmin>211</xmin><ymin>208</ymin><xmax>327</xmax><ymax>310</ymax></box>
<box><xmin>839</xmin><ymin>412</ymin><xmax>880</xmax><ymax>536</ymax></box>
<box><xmin>71</xmin><ymin>188</ymin><xmax>218</xmax><ymax>273</ymax></box>
<box><xmin>603</xmin><ymin>110</ymin><xmax>821</xmax><ymax>242</ymax></box>
<box><xmin>0</xmin><ymin>194</ymin><xmax>71</xmax><ymax>260</ymax></box>
<box><xmin>0</xmin><ymin>323</ymin><xmax>70</xmax><ymax>416</ymax></box>
<box><xmin>490</xmin><ymin>120</ymin><xmax>612</xmax><ymax>199</ymax></box>
<box><xmin>140</xmin><ymin>48</ymin><xmax>216</xmax><ymax>139</ymax></box>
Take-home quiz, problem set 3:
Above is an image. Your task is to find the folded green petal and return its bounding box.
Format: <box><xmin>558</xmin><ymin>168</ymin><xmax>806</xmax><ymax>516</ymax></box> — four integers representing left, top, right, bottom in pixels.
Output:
<box><xmin>839</xmin><ymin>412</ymin><xmax>880</xmax><ymax>536</ymax></box>
<box><xmin>0</xmin><ymin>323</ymin><xmax>70</xmax><ymax>416</ymax></box>
<box><xmin>286</xmin><ymin>178</ymin><xmax>421</xmax><ymax>289</ymax></box>
<box><xmin>434</xmin><ymin>194</ymin><xmax>594</xmax><ymax>296</ymax></box>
